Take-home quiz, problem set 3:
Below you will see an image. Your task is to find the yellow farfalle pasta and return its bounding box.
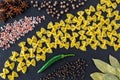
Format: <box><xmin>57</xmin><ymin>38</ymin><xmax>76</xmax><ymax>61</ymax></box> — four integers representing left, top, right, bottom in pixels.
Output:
<box><xmin>116</xmin><ymin>0</ymin><xmax>120</xmax><ymax>4</ymax></box>
<box><xmin>36</xmin><ymin>31</ymin><xmax>43</xmax><ymax>38</ymax></box>
<box><xmin>23</xmin><ymin>53</ymin><xmax>30</xmax><ymax>60</ymax></box>
<box><xmin>4</xmin><ymin>60</ymin><xmax>15</xmax><ymax>70</ymax></box>
<box><xmin>26</xmin><ymin>59</ymin><xmax>36</xmax><ymax>67</ymax></box>
<box><xmin>17</xmin><ymin>62</ymin><xmax>27</xmax><ymax>74</ymax></box>
<box><xmin>66</xmin><ymin>13</ymin><xmax>74</xmax><ymax>20</ymax></box>
<box><xmin>85</xmin><ymin>9</ymin><xmax>91</xmax><ymax>15</ymax></box>
<box><xmin>112</xmin><ymin>2</ymin><xmax>117</xmax><ymax>9</ymax></box>
<box><xmin>74</xmin><ymin>41</ymin><xmax>80</xmax><ymax>49</ymax></box>
<box><xmin>0</xmin><ymin>68</ymin><xmax>9</xmax><ymax>79</ymax></box>
<box><xmin>106</xmin><ymin>8</ymin><xmax>113</xmax><ymax>18</ymax></box>
<box><xmin>9</xmin><ymin>51</ymin><xmax>19</xmax><ymax>61</ymax></box>
<box><xmin>99</xmin><ymin>40</ymin><xmax>107</xmax><ymax>49</ymax></box>
<box><xmin>46</xmin><ymin>30</ymin><xmax>53</xmax><ymax>37</ymax></box>
<box><xmin>47</xmin><ymin>21</ymin><xmax>54</xmax><ymax>29</ymax></box>
<box><xmin>36</xmin><ymin>53</ymin><xmax>46</xmax><ymax>61</ymax></box>
<box><xmin>59</xmin><ymin>20</ymin><xmax>65</xmax><ymax>27</ymax></box>
<box><xmin>89</xmin><ymin>5</ymin><xmax>95</xmax><ymax>12</ymax></box>
<box><xmin>18</xmin><ymin>42</ymin><xmax>26</xmax><ymax>47</ymax></box>
<box><xmin>28</xmin><ymin>48</ymin><xmax>35</xmax><ymax>58</ymax></box>
<box><xmin>31</xmin><ymin>42</ymin><xmax>38</xmax><ymax>49</ymax></box>
<box><xmin>27</xmin><ymin>36</ymin><xmax>37</xmax><ymax>45</ymax></box>
<box><xmin>46</xmin><ymin>47</ymin><xmax>53</xmax><ymax>53</ymax></box>
<box><xmin>16</xmin><ymin>57</ymin><xmax>24</xmax><ymax>63</ymax></box>
<box><xmin>8</xmin><ymin>71</ymin><xmax>18</xmax><ymax>80</ymax></box>
<box><xmin>113</xmin><ymin>44</ymin><xmax>120</xmax><ymax>51</ymax></box>
<box><xmin>64</xmin><ymin>42</ymin><xmax>70</xmax><ymax>49</ymax></box>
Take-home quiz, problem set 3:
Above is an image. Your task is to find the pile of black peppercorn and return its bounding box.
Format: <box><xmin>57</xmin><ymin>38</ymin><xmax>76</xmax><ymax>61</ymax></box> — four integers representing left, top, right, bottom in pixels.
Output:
<box><xmin>40</xmin><ymin>58</ymin><xmax>88</xmax><ymax>80</ymax></box>
<box><xmin>30</xmin><ymin>0</ymin><xmax>87</xmax><ymax>19</ymax></box>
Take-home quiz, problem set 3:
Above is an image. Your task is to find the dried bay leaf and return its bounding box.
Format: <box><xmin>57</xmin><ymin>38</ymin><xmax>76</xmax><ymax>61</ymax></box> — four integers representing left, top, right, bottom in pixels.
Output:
<box><xmin>93</xmin><ymin>59</ymin><xmax>116</xmax><ymax>75</ymax></box>
<box><xmin>90</xmin><ymin>72</ymin><xmax>104</xmax><ymax>80</ymax></box>
<box><xmin>109</xmin><ymin>55</ymin><xmax>120</xmax><ymax>68</ymax></box>
<box><xmin>116</xmin><ymin>68</ymin><xmax>120</xmax><ymax>79</ymax></box>
<box><xmin>103</xmin><ymin>74</ymin><xmax>119</xmax><ymax>80</ymax></box>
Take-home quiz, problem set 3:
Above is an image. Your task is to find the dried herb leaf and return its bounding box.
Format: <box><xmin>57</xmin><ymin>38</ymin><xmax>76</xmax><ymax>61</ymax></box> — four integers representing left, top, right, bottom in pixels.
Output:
<box><xmin>109</xmin><ymin>55</ymin><xmax>120</xmax><ymax>68</ymax></box>
<box><xmin>93</xmin><ymin>59</ymin><xmax>116</xmax><ymax>75</ymax></box>
<box><xmin>103</xmin><ymin>74</ymin><xmax>119</xmax><ymax>80</ymax></box>
<box><xmin>116</xmin><ymin>68</ymin><xmax>120</xmax><ymax>79</ymax></box>
<box><xmin>90</xmin><ymin>72</ymin><xmax>104</xmax><ymax>80</ymax></box>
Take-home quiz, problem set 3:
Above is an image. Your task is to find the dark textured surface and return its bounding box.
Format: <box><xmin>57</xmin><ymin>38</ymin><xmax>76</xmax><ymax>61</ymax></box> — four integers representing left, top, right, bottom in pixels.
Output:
<box><xmin>0</xmin><ymin>0</ymin><xmax>120</xmax><ymax>80</ymax></box>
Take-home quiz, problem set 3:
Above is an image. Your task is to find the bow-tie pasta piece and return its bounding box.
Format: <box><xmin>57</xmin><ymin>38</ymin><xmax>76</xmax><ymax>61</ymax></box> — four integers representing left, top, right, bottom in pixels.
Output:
<box><xmin>41</xmin><ymin>47</ymin><xmax>48</xmax><ymax>54</ymax></box>
<box><xmin>98</xmin><ymin>4</ymin><xmax>106</xmax><ymax>12</ymax></box>
<box><xmin>106</xmin><ymin>8</ymin><xmax>114</xmax><ymax>18</ymax></box>
<box><xmin>59</xmin><ymin>41</ymin><xmax>65</xmax><ymax>48</ymax></box>
<box><xmin>113</xmin><ymin>10</ymin><xmax>120</xmax><ymax>20</ymax></box>
<box><xmin>65</xmin><ymin>14</ymin><xmax>74</xmax><ymax>23</ymax></box>
<box><xmin>50</xmin><ymin>42</ymin><xmax>58</xmax><ymax>49</ymax></box>
<box><xmin>79</xmin><ymin>35</ymin><xmax>87</xmax><ymax>41</ymax></box>
<box><xmin>4</xmin><ymin>60</ymin><xmax>15</xmax><ymax>70</ymax></box>
<box><xmin>36</xmin><ymin>31</ymin><xmax>43</xmax><ymax>38</ymax></box>
<box><xmin>85</xmin><ymin>9</ymin><xmax>91</xmax><ymax>15</ymax></box>
<box><xmin>100</xmin><ymin>0</ymin><xmax>106</xmax><ymax>4</ymax></box>
<box><xmin>57</xmin><ymin>30</ymin><xmax>64</xmax><ymax>37</ymax></box>
<box><xmin>72</xmin><ymin>16</ymin><xmax>80</xmax><ymax>24</ymax></box>
<box><xmin>16</xmin><ymin>57</ymin><xmax>24</xmax><ymax>63</ymax></box>
<box><xmin>37</xmin><ymin>47</ymin><xmax>42</xmax><ymax>54</ymax></box>
<box><xmin>41</xmin><ymin>36</ymin><xmax>47</xmax><ymax>42</ymax></box>
<box><xmin>99</xmin><ymin>40</ymin><xmax>107</xmax><ymax>49</ymax></box>
<box><xmin>90</xmin><ymin>40</ymin><xmax>100</xmax><ymax>50</ymax></box>
<box><xmin>47</xmin><ymin>22</ymin><xmax>54</xmax><ymax>29</ymax></box>
<box><xmin>89</xmin><ymin>5</ymin><xmax>96</xmax><ymax>12</ymax></box>
<box><xmin>111</xmin><ymin>20</ymin><xmax>120</xmax><ymax>30</ymax></box>
<box><xmin>60</xmin><ymin>36</ymin><xmax>67</xmax><ymax>42</ymax></box>
<box><xmin>79</xmin><ymin>41</ymin><xmax>87</xmax><ymax>51</ymax></box>
<box><xmin>19</xmin><ymin>42</ymin><xmax>28</xmax><ymax>52</ymax></box>
<box><xmin>32</xmin><ymin>36</ymin><xmax>37</xmax><ymax>43</ymax></box>
<box><xmin>9</xmin><ymin>51</ymin><xmax>19</xmax><ymax>61</ymax></box>
<box><xmin>8</xmin><ymin>71</ymin><xmax>19</xmax><ymax>80</ymax></box>
<box><xmin>46</xmin><ymin>48</ymin><xmax>53</xmax><ymax>53</ymax></box>
<box><xmin>106</xmin><ymin>0</ymin><xmax>113</xmax><ymax>8</ymax></box>
<box><xmin>27</xmin><ymin>36</ymin><xmax>37</xmax><ymax>45</ymax></box>
<box><xmin>77</xmin><ymin>11</ymin><xmax>84</xmax><ymax>16</ymax></box>
<box><xmin>111</xmin><ymin>2</ymin><xmax>117</xmax><ymax>9</ymax></box>
<box><xmin>113</xmin><ymin>44</ymin><xmax>120</xmax><ymax>51</ymax></box>
<box><xmin>36</xmin><ymin>53</ymin><xmax>46</xmax><ymax>62</ymax></box>
<box><xmin>28</xmin><ymin>48</ymin><xmax>35</xmax><ymax>58</ymax></box>
<box><xmin>59</xmin><ymin>20</ymin><xmax>65</xmax><ymax>27</ymax></box>
<box><xmin>66</xmin><ymin>13</ymin><xmax>74</xmax><ymax>20</ymax></box>
<box><xmin>0</xmin><ymin>68</ymin><xmax>9</xmax><ymax>79</ymax></box>
<box><xmin>36</xmin><ymin>40</ymin><xmax>43</xmax><ymax>48</ymax></box>
<box><xmin>74</xmin><ymin>41</ymin><xmax>80</xmax><ymax>49</ymax></box>
<box><xmin>31</xmin><ymin>42</ymin><xmax>38</xmax><ymax>50</ymax></box>
<box><xmin>61</xmin><ymin>27</ymin><xmax>67</xmax><ymax>33</ymax></box>
<box><xmin>17</xmin><ymin>62</ymin><xmax>27</xmax><ymax>74</ymax></box>
<box><xmin>46</xmin><ymin>30</ymin><xmax>53</xmax><ymax>37</ymax></box>
<box><xmin>26</xmin><ymin>59</ymin><xmax>36</xmax><ymax>67</ymax></box>
<box><xmin>64</xmin><ymin>42</ymin><xmax>70</xmax><ymax>49</ymax></box>
<box><xmin>23</xmin><ymin>53</ymin><xmax>30</xmax><ymax>60</ymax></box>
<box><xmin>18</xmin><ymin>42</ymin><xmax>26</xmax><ymax>48</ymax></box>
<box><xmin>116</xmin><ymin>0</ymin><xmax>120</xmax><ymax>4</ymax></box>
<box><xmin>40</xmin><ymin>28</ymin><xmax>47</xmax><ymax>34</ymax></box>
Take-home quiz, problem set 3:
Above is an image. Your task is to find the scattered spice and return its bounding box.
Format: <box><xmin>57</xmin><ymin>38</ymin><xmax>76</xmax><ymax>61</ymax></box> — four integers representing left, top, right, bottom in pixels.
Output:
<box><xmin>0</xmin><ymin>0</ymin><xmax>29</xmax><ymax>22</ymax></box>
<box><xmin>30</xmin><ymin>0</ymin><xmax>87</xmax><ymax>19</ymax></box>
<box><xmin>91</xmin><ymin>55</ymin><xmax>120</xmax><ymax>80</ymax></box>
<box><xmin>37</xmin><ymin>54</ymin><xmax>75</xmax><ymax>73</ymax></box>
<box><xmin>40</xmin><ymin>58</ymin><xmax>88</xmax><ymax>80</ymax></box>
<box><xmin>0</xmin><ymin>16</ymin><xmax>45</xmax><ymax>50</ymax></box>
